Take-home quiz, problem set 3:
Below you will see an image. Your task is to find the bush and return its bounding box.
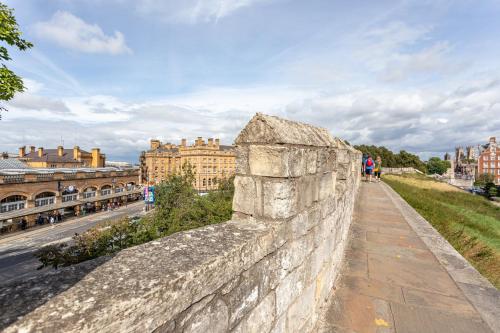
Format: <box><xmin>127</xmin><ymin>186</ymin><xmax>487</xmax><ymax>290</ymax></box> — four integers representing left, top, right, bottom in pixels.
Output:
<box><xmin>426</xmin><ymin>157</ymin><xmax>451</xmax><ymax>175</ymax></box>
<box><xmin>35</xmin><ymin>166</ymin><xmax>234</xmax><ymax>269</ymax></box>
<box><xmin>354</xmin><ymin>145</ymin><xmax>426</xmax><ymax>172</ymax></box>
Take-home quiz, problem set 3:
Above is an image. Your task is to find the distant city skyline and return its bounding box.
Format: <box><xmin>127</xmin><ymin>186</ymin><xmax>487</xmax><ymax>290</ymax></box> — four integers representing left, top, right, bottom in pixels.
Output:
<box><xmin>1</xmin><ymin>0</ymin><xmax>499</xmax><ymax>163</ymax></box>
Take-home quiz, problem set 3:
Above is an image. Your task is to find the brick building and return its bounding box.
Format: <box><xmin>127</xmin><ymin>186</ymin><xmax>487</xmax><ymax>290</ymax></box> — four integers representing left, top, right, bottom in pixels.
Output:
<box><xmin>478</xmin><ymin>137</ymin><xmax>500</xmax><ymax>184</ymax></box>
<box><xmin>18</xmin><ymin>145</ymin><xmax>105</xmax><ymax>168</ymax></box>
<box><xmin>0</xmin><ymin>164</ymin><xmax>140</xmax><ymax>233</ymax></box>
<box><xmin>140</xmin><ymin>137</ymin><xmax>235</xmax><ymax>191</ymax></box>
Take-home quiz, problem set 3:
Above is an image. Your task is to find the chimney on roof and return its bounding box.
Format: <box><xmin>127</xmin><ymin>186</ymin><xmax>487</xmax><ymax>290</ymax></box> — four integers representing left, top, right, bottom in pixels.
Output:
<box><xmin>57</xmin><ymin>146</ymin><xmax>64</xmax><ymax>157</ymax></box>
<box><xmin>215</xmin><ymin>138</ymin><xmax>220</xmax><ymax>147</ymax></box>
<box><xmin>181</xmin><ymin>138</ymin><xmax>187</xmax><ymax>147</ymax></box>
<box><xmin>38</xmin><ymin>147</ymin><xmax>44</xmax><ymax>157</ymax></box>
<box><xmin>1</xmin><ymin>152</ymin><xmax>8</xmax><ymax>160</ymax></box>
<box><xmin>208</xmin><ymin>138</ymin><xmax>214</xmax><ymax>147</ymax></box>
<box><xmin>91</xmin><ymin>148</ymin><xmax>102</xmax><ymax>168</ymax></box>
<box><xmin>73</xmin><ymin>146</ymin><xmax>80</xmax><ymax>160</ymax></box>
<box><xmin>196</xmin><ymin>137</ymin><xmax>203</xmax><ymax>146</ymax></box>
<box><xmin>30</xmin><ymin>146</ymin><xmax>35</xmax><ymax>153</ymax></box>
<box><xmin>150</xmin><ymin>139</ymin><xmax>161</xmax><ymax>150</ymax></box>
<box><xmin>19</xmin><ymin>146</ymin><xmax>26</xmax><ymax>157</ymax></box>
<box><xmin>490</xmin><ymin>137</ymin><xmax>496</xmax><ymax>144</ymax></box>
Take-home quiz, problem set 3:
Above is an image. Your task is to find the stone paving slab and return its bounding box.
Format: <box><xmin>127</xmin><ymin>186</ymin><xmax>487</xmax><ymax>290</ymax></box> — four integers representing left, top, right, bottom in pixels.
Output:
<box><xmin>317</xmin><ymin>181</ymin><xmax>498</xmax><ymax>333</ymax></box>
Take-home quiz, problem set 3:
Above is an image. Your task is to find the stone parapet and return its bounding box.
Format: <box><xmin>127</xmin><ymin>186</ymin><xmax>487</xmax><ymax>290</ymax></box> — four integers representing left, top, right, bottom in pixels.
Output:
<box><xmin>1</xmin><ymin>114</ymin><xmax>361</xmax><ymax>333</ymax></box>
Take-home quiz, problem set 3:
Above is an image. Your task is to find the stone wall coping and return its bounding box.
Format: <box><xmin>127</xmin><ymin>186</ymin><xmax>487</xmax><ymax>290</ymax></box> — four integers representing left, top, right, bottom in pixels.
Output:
<box><xmin>235</xmin><ymin>113</ymin><xmax>337</xmax><ymax>147</ymax></box>
<box><xmin>0</xmin><ymin>218</ymin><xmax>282</xmax><ymax>333</ymax></box>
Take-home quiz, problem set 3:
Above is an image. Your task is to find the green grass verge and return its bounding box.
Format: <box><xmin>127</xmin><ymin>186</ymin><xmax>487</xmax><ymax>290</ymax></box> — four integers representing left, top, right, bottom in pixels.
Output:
<box><xmin>384</xmin><ymin>174</ymin><xmax>500</xmax><ymax>289</ymax></box>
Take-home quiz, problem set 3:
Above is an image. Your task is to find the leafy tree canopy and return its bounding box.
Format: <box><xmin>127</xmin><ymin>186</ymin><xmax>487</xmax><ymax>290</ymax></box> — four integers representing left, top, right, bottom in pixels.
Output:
<box><xmin>354</xmin><ymin>144</ymin><xmax>426</xmax><ymax>172</ymax></box>
<box><xmin>474</xmin><ymin>173</ymin><xmax>495</xmax><ymax>187</ymax></box>
<box><xmin>0</xmin><ymin>2</ymin><xmax>33</xmax><ymax>117</ymax></box>
<box><xmin>426</xmin><ymin>157</ymin><xmax>451</xmax><ymax>175</ymax></box>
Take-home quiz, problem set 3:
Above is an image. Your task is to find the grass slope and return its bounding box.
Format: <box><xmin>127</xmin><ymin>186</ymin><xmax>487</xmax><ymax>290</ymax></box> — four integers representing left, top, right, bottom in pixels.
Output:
<box><xmin>384</xmin><ymin>174</ymin><xmax>500</xmax><ymax>288</ymax></box>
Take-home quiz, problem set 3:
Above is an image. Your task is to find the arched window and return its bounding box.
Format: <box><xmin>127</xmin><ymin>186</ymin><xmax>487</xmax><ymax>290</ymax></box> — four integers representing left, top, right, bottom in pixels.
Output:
<box><xmin>35</xmin><ymin>192</ymin><xmax>56</xmax><ymax>207</ymax></box>
<box><xmin>202</xmin><ymin>178</ymin><xmax>206</xmax><ymax>186</ymax></box>
<box><xmin>62</xmin><ymin>187</ymin><xmax>79</xmax><ymax>203</ymax></box>
<box><xmin>208</xmin><ymin>178</ymin><xmax>211</xmax><ymax>186</ymax></box>
<box><xmin>83</xmin><ymin>187</ymin><xmax>97</xmax><ymax>199</ymax></box>
<box><xmin>0</xmin><ymin>195</ymin><xmax>27</xmax><ymax>213</ymax></box>
<box><xmin>101</xmin><ymin>185</ymin><xmax>112</xmax><ymax>196</ymax></box>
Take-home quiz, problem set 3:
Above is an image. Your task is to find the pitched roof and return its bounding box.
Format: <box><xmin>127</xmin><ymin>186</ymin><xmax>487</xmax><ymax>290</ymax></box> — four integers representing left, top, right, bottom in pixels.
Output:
<box><xmin>0</xmin><ymin>159</ymin><xmax>29</xmax><ymax>169</ymax></box>
<box><xmin>23</xmin><ymin>149</ymin><xmax>89</xmax><ymax>163</ymax></box>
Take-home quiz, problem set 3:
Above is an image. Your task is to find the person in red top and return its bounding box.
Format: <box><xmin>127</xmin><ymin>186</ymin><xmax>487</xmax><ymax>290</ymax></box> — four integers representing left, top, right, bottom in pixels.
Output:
<box><xmin>364</xmin><ymin>155</ymin><xmax>375</xmax><ymax>182</ymax></box>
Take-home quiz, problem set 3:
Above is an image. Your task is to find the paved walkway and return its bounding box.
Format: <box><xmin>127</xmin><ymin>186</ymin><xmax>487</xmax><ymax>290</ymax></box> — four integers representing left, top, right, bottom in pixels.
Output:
<box><xmin>318</xmin><ymin>181</ymin><xmax>499</xmax><ymax>333</ymax></box>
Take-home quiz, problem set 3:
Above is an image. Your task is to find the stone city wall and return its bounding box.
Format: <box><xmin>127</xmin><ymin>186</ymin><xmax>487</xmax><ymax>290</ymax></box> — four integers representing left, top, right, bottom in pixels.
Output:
<box><xmin>1</xmin><ymin>114</ymin><xmax>361</xmax><ymax>333</ymax></box>
<box><xmin>382</xmin><ymin>167</ymin><xmax>422</xmax><ymax>175</ymax></box>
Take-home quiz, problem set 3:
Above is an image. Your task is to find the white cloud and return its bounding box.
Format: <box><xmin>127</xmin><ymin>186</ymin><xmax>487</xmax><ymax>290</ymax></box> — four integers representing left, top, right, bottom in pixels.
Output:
<box><xmin>131</xmin><ymin>0</ymin><xmax>273</xmax><ymax>24</ymax></box>
<box><xmin>357</xmin><ymin>22</ymin><xmax>457</xmax><ymax>82</ymax></box>
<box><xmin>2</xmin><ymin>76</ymin><xmax>499</xmax><ymax>162</ymax></box>
<box><xmin>34</xmin><ymin>11</ymin><xmax>131</xmax><ymax>55</ymax></box>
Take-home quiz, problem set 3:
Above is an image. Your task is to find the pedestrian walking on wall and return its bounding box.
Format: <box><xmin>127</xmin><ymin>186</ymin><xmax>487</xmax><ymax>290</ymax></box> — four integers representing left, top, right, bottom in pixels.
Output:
<box><xmin>365</xmin><ymin>155</ymin><xmax>375</xmax><ymax>182</ymax></box>
<box><xmin>49</xmin><ymin>215</ymin><xmax>55</xmax><ymax>227</ymax></box>
<box><xmin>374</xmin><ymin>156</ymin><xmax>382</xmax><ymax>182</ymax></box>
<box><xmin>361</xmin><ymin>153</ymin><xmax>368</xmax><ymax>176</ymax></box>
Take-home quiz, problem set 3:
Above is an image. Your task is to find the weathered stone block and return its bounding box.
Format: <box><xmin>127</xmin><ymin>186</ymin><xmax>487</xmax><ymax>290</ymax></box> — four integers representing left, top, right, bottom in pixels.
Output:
<box><xmin>288</xmin><ymin>211</ymin><xmax>308</xmax><ymax>240</ymax></box>
<box><xmin>183</xmin><ymin>299</ymin><xmax>229</xmax><ymax>333</ymax></box>
<box><xmin>275</xmin><ymin>265</ymin><xmax>307</xmax><ymax>316</ymax></box>
<box><xmin>317</xmin><ymin>148</ymin><xmax>336</xmax><ymax>173</ymax></box>
<box><xmin>249</xmin><ymin>145</ymin><xmax>288</xmax><ymax>177</ymax></box>
<box><xmin>225</xmin><ymin>276</ymin><xmax>259</xmax><ymax>328</ymax></box>
<box><xmin>297</xmin><ymin>176</ymin><xmax>316</xmax><ymax>211</ymax></box>
<box><xmin>337</xmin><ymin>163</ymin><xmax>349</xmax><ymax>180</ymax></box>
<box><xmin>270</xmin><ymin>314</ymin><xmax>286</xmax><ymax>333</ymax></box>
<box><xmin>176</xmin><ymin>294</ymin><xmax>215</xmax><ymax>329</ymax></box>
<box><xmin>320</xmin><ymin>195</ymin><xmax>337</xmax><ymax>219</ymax></box>
<box><xmin>233</xmin><ymin>176</ymin><xmax>261</xmax><ymax>216</ymax></box>
<box><xmin>247</xmin><ymin>145</ymin><xmax>312</xmax><ymax>178</ymax></box>
<box><xmin>263</xmin><ymin>180</ymin><xmax>297</xmax><ymax>219</ymax></box>
<box><xmin>235</xmin><ymin>113</ymin><xmax>336</xmax><ymax>147</ymax></box>
<box><xmin>286</xmin><ymin>283</ymin><xmax>315</xmax><ymax>333</ymax></box>
<box><xmin>305</xmin><ymin>149</ymin><xmax>318</xmax><ymax>174</ymax></box>
<box><xmin>231</xmin><ymin>291</ymin><xmax>275</xmax><ymax>333</ymax></box>
<box><xmin>278</xmin><ymin>232</ymin><xmax>314</xmax><ymax>275</ymax></box>
<box><xmin>319</xmin><ymin>172</ymin><xmax>335</xmax><ymax>201</ymax></box>
<box><xmin>235</xmin><ymin>146</ymin><xmax>250</xmax><ymax>175</ymax></box>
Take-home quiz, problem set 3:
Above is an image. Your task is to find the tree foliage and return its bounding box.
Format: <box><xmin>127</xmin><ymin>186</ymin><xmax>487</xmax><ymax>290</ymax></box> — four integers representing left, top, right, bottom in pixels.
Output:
<box><xmin>35</xmin><ymin>166</ymin><xmax>235</xmax><ymax>269</ymax></box>
<box><xmin>426</xmin><ymin>157</ymin><xmax>451</xmax><ymax>175</ymax></box>
<box><xmin>354</xmin><ymin>144</ymin><xmax>426</xmax><ymax>172</ymax></box>
<box><xmin>474</xmin><ymin>173</ymin><xmax>495</xmax><ymax>187</ymax></box>
<box><xmin>0</xmin><ymin>2</ymin><xmax>33</xmax><ymax>117</ymax></box>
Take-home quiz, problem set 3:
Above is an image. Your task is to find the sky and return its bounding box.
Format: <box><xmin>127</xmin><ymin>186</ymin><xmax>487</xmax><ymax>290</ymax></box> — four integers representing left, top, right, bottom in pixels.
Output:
<box><xmin>1</xmin><ymin>0</ymin><xmax>499</xmax><ymax>163</ymax></box>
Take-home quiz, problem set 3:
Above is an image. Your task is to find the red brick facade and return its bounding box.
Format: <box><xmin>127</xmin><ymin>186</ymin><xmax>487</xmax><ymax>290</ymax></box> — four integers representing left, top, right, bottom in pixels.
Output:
<box><xmin>478</xmin><ymin>137</ymin><xmax>500</xmax><ymax>184</ymax></box>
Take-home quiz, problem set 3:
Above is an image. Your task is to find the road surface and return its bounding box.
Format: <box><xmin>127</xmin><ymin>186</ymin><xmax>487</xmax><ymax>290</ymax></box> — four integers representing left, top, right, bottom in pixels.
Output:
<box><xmin>0</xmin><ymin>201</ymin><xmax>146</xmax><ymax>285</ymax></box>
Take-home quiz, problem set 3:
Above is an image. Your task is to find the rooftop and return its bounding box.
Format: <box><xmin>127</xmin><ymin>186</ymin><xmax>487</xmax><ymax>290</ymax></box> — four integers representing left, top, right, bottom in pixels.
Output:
<box><xmin>0</xmin><ymin>159</ymin><xmax>29</xmax><ymax>170</ymax></box>
<box><xmin>0</xmin><ymin>166</ymin><xmax>138</xmax><ymax>176</ymax></box>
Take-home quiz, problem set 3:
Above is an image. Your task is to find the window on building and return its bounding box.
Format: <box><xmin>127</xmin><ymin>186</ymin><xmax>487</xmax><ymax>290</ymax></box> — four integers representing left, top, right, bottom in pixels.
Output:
<box><xmin>83</xmin><ymin>187</ymin><xmax>97</xmax><ymax>199</ymax></box>
<box><xmin>62</xmin><ymin>188</ymin><xmax>79</xmax><ymax>203</ymax></box>
<box><xmin>35</xmin><ymin>192</ymin><xmax>56</xmax><ymax>207</ymax></box>
<box><xmin>0</xmin><ymin>195</ymin><xmax>27</xmax><ymax>213</ymax></box>
<box><xmin>202</xmin><ymin>178</ymin><xmax>206</xmax><ymax>186</ymax></box>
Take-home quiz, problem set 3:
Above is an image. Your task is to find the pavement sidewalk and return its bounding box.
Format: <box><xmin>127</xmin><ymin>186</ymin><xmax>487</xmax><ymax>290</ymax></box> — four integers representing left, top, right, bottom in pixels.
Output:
<box><xmin>317</xmin><ymin>181</ymin><xmax>499</xmax><ymax>333</ymax></box>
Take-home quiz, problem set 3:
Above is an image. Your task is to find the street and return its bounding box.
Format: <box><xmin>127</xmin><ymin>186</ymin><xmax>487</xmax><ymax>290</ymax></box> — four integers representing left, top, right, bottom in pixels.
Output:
<box><xmin>0</xmin><ymin>201</ymin><xmax>146</xmax><ymax>285</ymax></box>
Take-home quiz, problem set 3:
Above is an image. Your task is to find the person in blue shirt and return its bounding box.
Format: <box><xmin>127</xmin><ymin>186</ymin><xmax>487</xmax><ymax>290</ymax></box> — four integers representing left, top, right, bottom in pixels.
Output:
<box><xmin>365</xmin><ymin>155</ymin><xmax>375</xmax><ymax>182</ymax></box>
<box><xmin>361</xmin><ymin>153</ymin><xmax>368</xmax><ymax>176</ymax></box>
